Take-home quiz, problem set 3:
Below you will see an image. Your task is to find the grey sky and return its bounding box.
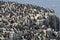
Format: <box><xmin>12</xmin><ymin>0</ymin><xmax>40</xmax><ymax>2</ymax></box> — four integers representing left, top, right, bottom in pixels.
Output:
<box><xmin>1</xmin><ymin>0</ymin><xmax>60</xmax><ymax>18</ymax></box>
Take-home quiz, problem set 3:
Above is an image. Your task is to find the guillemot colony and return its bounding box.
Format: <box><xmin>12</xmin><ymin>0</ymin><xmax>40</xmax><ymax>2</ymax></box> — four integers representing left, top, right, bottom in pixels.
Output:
<box><xmin>0</xmin><ymin>1</ymin><xmax>60</xmax><ymax>40</ymax></box>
